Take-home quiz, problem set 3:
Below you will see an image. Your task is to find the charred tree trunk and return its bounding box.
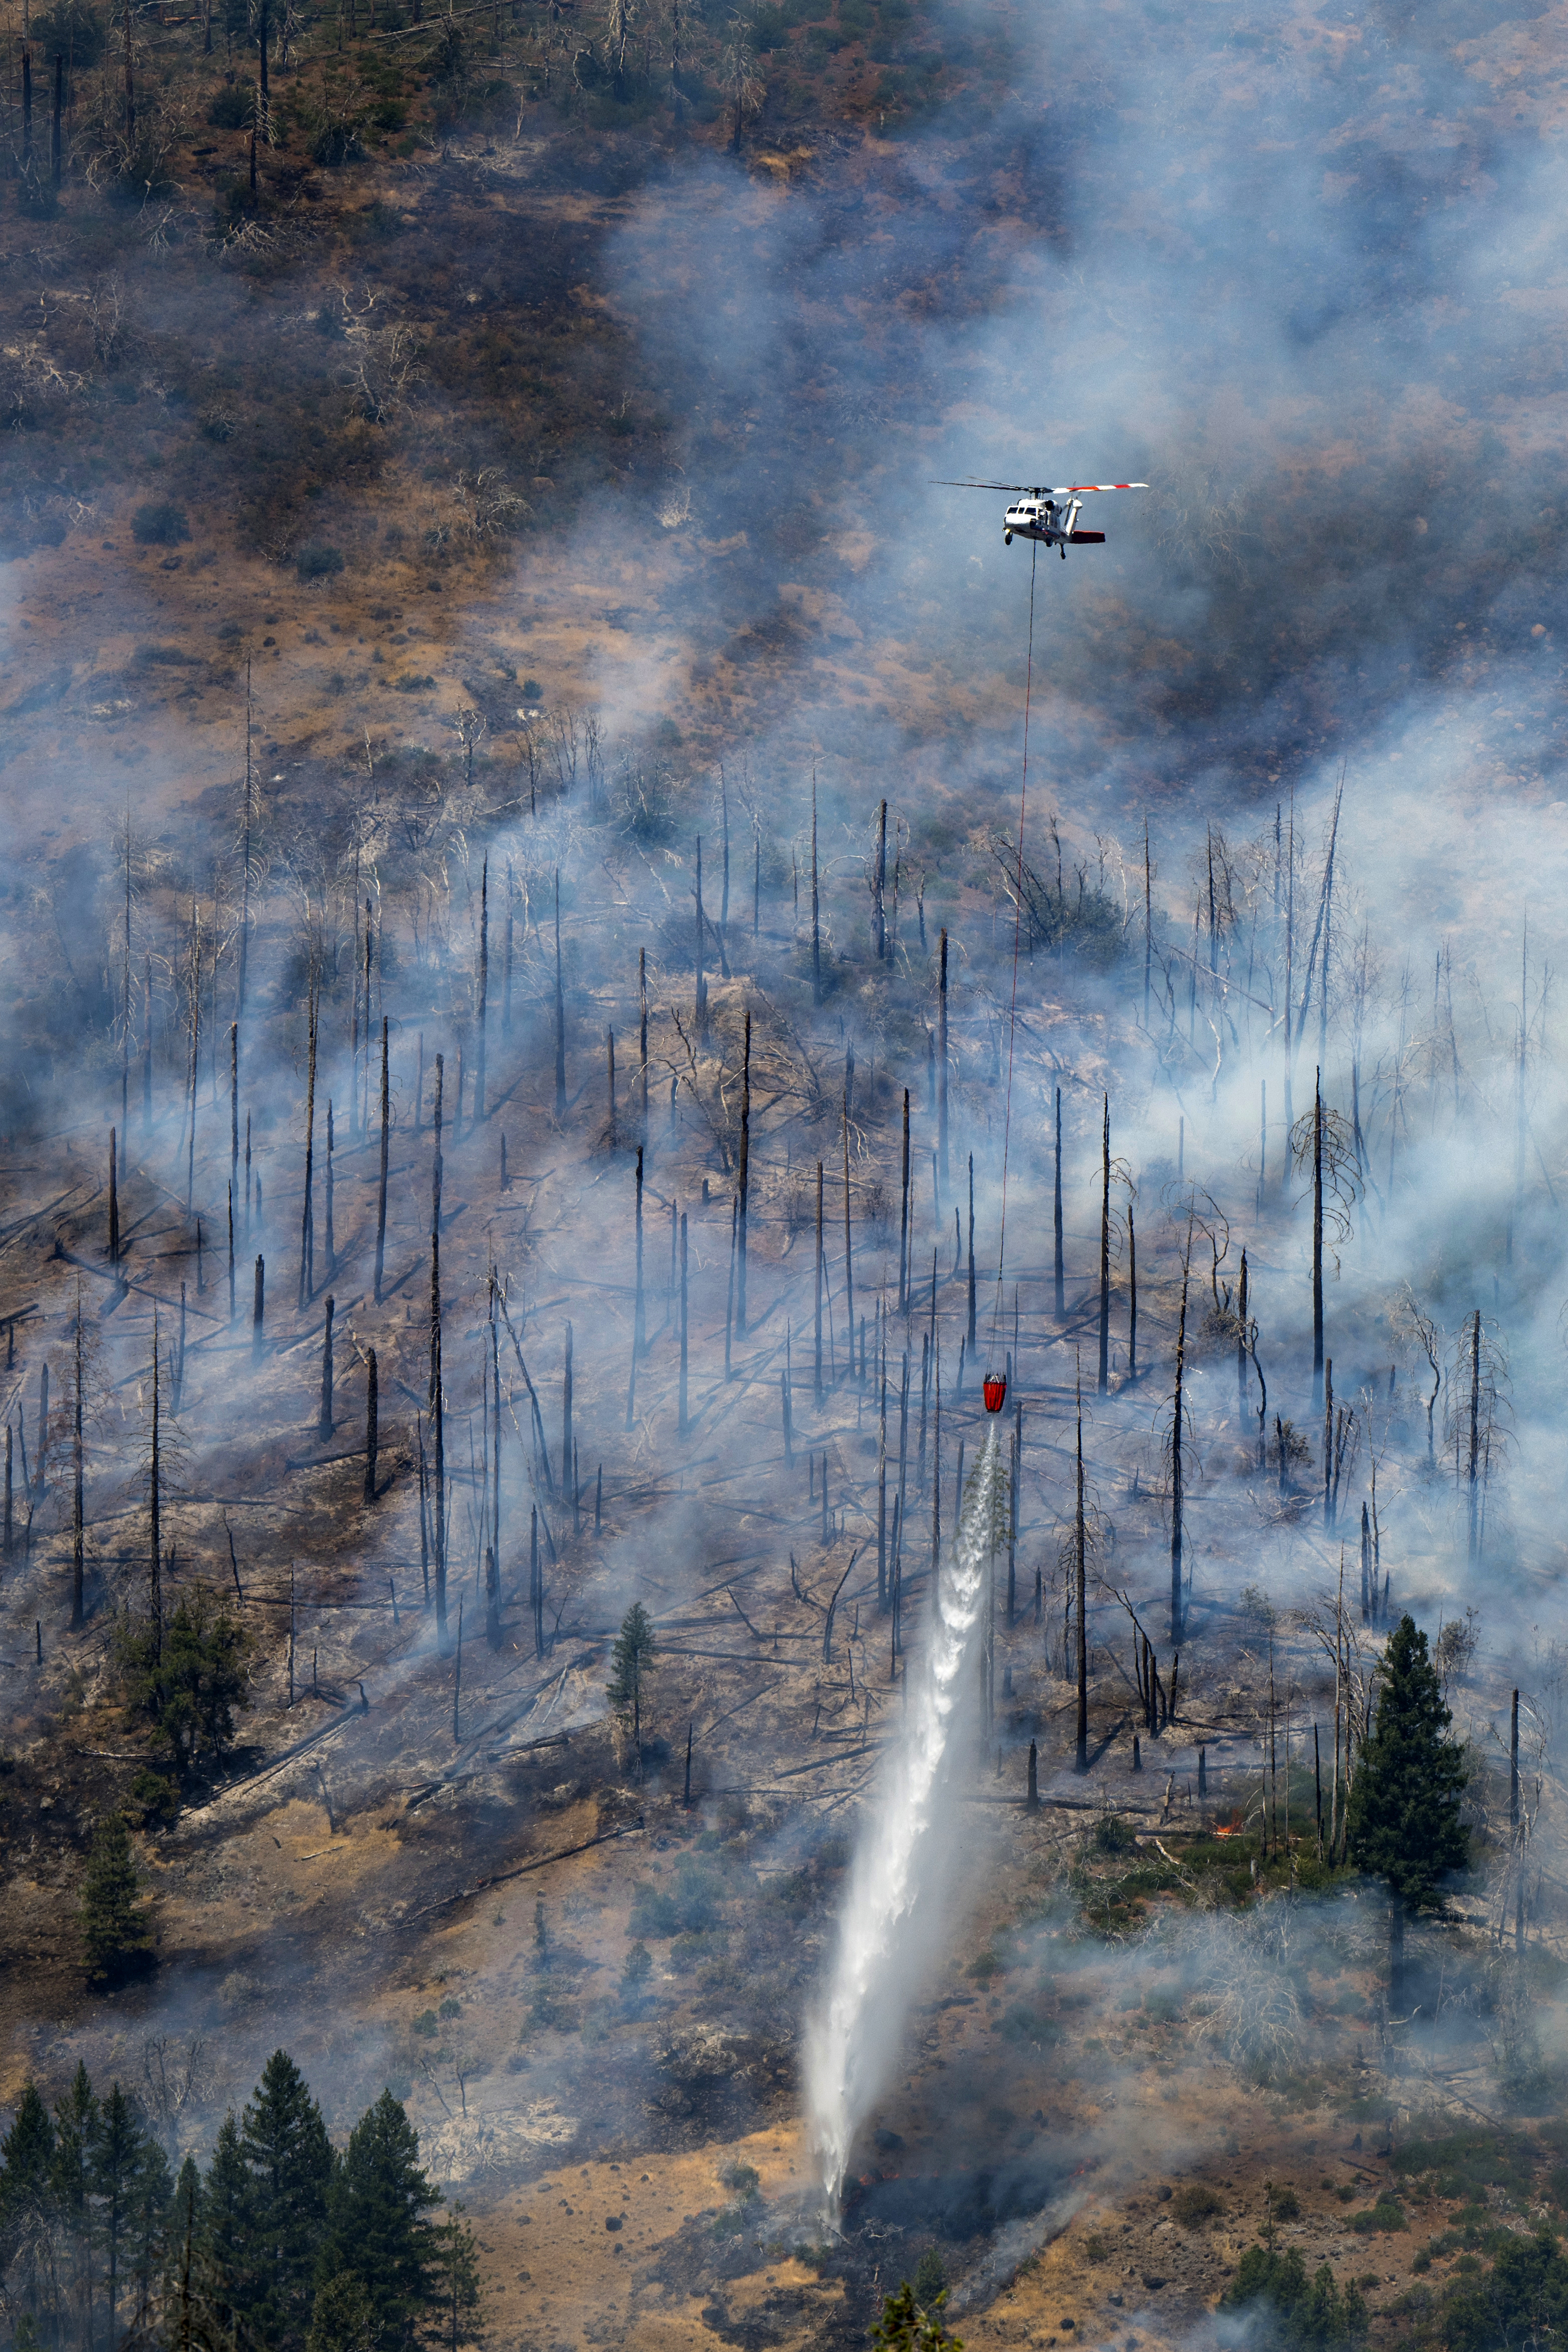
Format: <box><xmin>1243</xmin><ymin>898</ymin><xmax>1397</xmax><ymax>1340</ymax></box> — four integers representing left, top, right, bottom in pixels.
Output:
<box><xmin>695</xmin><ymin>836</ymin><xmax>708</xmax><ymax>1040</ymax></box>
<box><xmin>1312</xmin><ymin>1069</ymin><xmax>1325</xmax><ymax>1401</ymax></box>
<box><xmin>324</xmin><ymin>1101</ymin><xmax>335</xmax><ymax>1283</ymax></box>
<box><xmin>898</xmin><ymin>1088</ymin><xmax>911</xmax><ymax>1312</ymax></box>
<box><xmin>71</xmin><ymin>1299</ymin><xmax>84</xmax><ymax>1630</ymax></box>
<box><xmin>149</xmin><ymin>1313</ymin><xmax>162</xmax><ymax>1664</ymax></box>
<box><xmin>1075</xmin><ymin>1377</ymin><xmax>1088</xmax><ymax>1771</ymax></box>
<box><xmin>874</xmin><ymin>798</ymin><xmax>888</xmax><ymax>961</ymax></box>
<box><xmin>1054</xmin><ymin>1085</ymin><xmax>1065</xmax><ymax>1320</ymax></box>
<box><xmin>503</xmin><ymin>860</ymin><xmax>515</xmax><ymax>1039</ymax></box>
<box><xmin>298</xmin><ymin>982</ymin><xmax>318</xmax><ymax>1310</ymax></box>
<box><xmin>364</xmin><ymin>1349</ymin><xmax>378</xmax><ymax>1504</ymax></box>
<box><xmin>108</xmin><ymin>1126</ymin><xmax>120</xmax><ymax>1266</ymax></box>
<box><xmin>1170</xmin><ymin>1256</ymin><xmax>1190</xmax><ymax>1645</ymax></box>
<box><xmin>811</xmin><ymin>772</ymin><xmax>822</xmax><ymax>1003</ymax></box>
<box><xmin>554</xmin><ymin>869</ymin><xmax>567</xmax><ymax>1117</ymax></box>
<box><xmin>562</xmin><ymin>1320</ymin><xmax>574</xmax><ymax>1496</ymax></box>
<box><xmin>1468</xmin><ymin>1305</ymin><xmax>1481</xmax><ymax>1563</ymax></box>
<box><xmin>253</xmin><ymin>1255</ymin><xmax>264</xmax><ymax>1359</ymax></box>
<box><xmin>814</xmin><ymin>1160</ymin><xmax>824</xmax><ymax>1403</ymax></box>
<box><xmin>431</xmin><ymin>1234</ymin><xmax>447</xmax><ymax>1646</ymax></box>
<box><xmin>678</xmin><ymin>1210</ymin><xmax>689</xmax><ymax>1435</ymax></box>
<box><xmin>475</xmin><ymin>855</ymin><xmax>488</xmax><ymax>1121</ymax></box>
<box><xmin>737</xmin><ymin>1010</ymin><xmax>751</xmax><ymax>1335</ymax></box>
<box><xmin>938</xmin><ymin>928</ymin><xmax>949</xmax><ymax>1178</ymax></box>
<box><xmin>375</xmin><ymin>1019</ymin><xmax>389</xmax><ymax>1304</ymax></box>
<box><xmin>318</xmin><ymin>1296</ymin><xmax>334</xmax><ymax>1440</ymax></box>
<box><xmin>842</xmin><ymin>1093</ymin><xmax>854</xmax><ymax>1358</ymax></box>
<box><xmin>967</xmin><ymin>1154</ymin><xmax>977</xmax><ymax>1346</ymax></box>
<box><xmin>1098</xmin><ymin>1093</ymin><xmax>1111</xmax><ymax>1395</ymax></box>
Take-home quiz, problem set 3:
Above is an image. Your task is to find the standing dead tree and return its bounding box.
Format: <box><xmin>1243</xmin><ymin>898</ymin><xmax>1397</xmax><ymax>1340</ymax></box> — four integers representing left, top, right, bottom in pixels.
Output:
<box><xmin>1446</xmin><ymin>1311</ymin><xmax>1510</xmax><ymax>1565</ymax></box>
<box><xmin>1393</xmin><ymin>1286</ymin><xmax>1443</xmax><ymax>1472</ymax></box>
<box><xmin>1289</xmin><ymin>1074</ymin><xmax>1359</xmax><ymax>1401</ymax></box>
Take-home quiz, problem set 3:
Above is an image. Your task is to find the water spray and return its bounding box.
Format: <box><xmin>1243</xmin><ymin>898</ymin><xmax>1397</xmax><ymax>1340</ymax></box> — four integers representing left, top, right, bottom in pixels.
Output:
<box><xmin>806</xmin><ymin>1417</ymin><xmax>1010</xmax><ymax>2208</ymax></box>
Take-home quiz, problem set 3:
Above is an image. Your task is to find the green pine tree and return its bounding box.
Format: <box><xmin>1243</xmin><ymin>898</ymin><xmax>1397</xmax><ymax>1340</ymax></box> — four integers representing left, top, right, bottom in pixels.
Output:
<box><xmin>80</xmin><ymin>1814</ymin><xmax>154</xmax><ymax>1984</ymax></box>
<box><xmin>870</xmin><ymin>2280</ymin><xmax>962</xmax><ymax>2349</ymax></box>
<box><xmin>429</xmin><ymin>2208</ymin><xmax>483</xmax><ymax>2352</ymax></box>
<box><xmin>51</xmin><ymin>2061</ymin><xmax>101</xmax><ymax>2344</ymax></box>
<box><xmin>607</xmin><ymin>1601</ymin><xmax>656</xmax><ymax>1773</ymax></box>
<box><xmin>1346</xmin><ymin>1614</ymin><xmax>1469</xmax><ymax>2008</ymax></box>
<box><xmin>94</xmin><ymin>2084</ymin><xmax>155</xmax><ymax>2335</ymax></box>
<box><xmin>120</xmin><ymin>1589</ymin><xmax>252</xmax><ymax>1784</ymax></box>
<box><xmin>201</xmin><ymin>2111</ymin><xmax>256</xmax><ymax>2337</ymax></box>
<box><xmin>0</xmin><ymin>2082</ymin><xmax>59</xmax><ymax>2328</ymax></box>
<box><xmin>239</xmin><ymin>2053</ymin><xmax>336</xmax><ymax>2352</ymax></box>
<box><xmin>313</xmin><ymin>2092</ymin><xmax>442</xmax><ymax>2352</ymax></box>
<box><xmin>122</xmin><ymin>2160</ymin><xmax>246</xmax><ymax>2352</ymax></box>
<box><xmin>127</xmin><ymin>2134</ymin><xmax>175</xmax><ymax>2323</ymax></box>
<box><xmin>306</xmin><ymin>2274</ymin><xmax>377</xmax><ymax>2352</ymax></box>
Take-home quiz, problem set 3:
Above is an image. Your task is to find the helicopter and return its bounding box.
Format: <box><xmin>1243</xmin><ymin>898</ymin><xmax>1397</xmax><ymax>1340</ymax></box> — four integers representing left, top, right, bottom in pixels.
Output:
<box><xmin>934</xmin><ymin>478</ymin><xmax>1148</xmax><ymax>555</ymax></box>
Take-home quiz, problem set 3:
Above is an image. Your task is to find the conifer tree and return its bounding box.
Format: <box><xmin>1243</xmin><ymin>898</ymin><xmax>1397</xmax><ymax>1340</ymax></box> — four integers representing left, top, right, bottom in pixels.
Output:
<box><xmin>314</xmin><ymin>2091</ymin><xmax>441</xmax><ymax>2352</ymax></box>
<box><xmin>80</xmin><ymin>1814</ymin><xmax>154</xmax><ymax>1983</ymax></box>
<box><xmin>239</xmin><ymin>2052</ymin><xmax>335</xmax><ymax>2352</ymax></box>
<box><xmin>429</xmin><ymin>2208</ymin><xmax>483</xmax><ymax>2352</ymax></box>
<box><xmin>51</xmin><ymin>2062</ymin><xmax>101</xmax><ymax>2339</ymax></box>
<box><xmin>307</xmin><ymin>2272</ymin><xmax>377</xmax><ymax>2352</ymax></box>
<box><xmin>201</xmin><ymin>2112</ymin><xmax>256</xmax><ymax>2336</ymax></box>
<box><xmin>607</xmin><ymin>1601</ymin><xmax>656</xmax><ymax>1775</ymax></box>
<box><xmin>93</xmin><ymin>2084</ymin><xmax>154</xmax><ymax>2333</ymax></box>
<box><xmin>871</xmin><ymin>2278</ymin><xmax>962</xmax><ymax>2349</ymax></box>
<box><xmin>1346</xmin><ymin>1613</ymin><xmax>1470</xmax><ymax>2010</ymax></box>
<box><xmin>0</xmin><ymin>2083</ymin><xmax>59</xmax><ymax>2327</ymax></box>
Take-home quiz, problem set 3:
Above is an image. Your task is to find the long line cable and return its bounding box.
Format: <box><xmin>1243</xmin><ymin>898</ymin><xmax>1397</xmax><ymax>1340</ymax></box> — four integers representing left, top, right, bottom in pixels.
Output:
<box><xmin>990</xmin><ymin>536</ymin><xmax>1038</xmax><ymax>1369</ymax></box>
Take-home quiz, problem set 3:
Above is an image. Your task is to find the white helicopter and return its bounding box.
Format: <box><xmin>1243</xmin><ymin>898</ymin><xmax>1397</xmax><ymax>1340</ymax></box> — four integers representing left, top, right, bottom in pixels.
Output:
<box><xmin>935</xmin><ymin>478</ymin><xmax>1148</xmax><ymax>554</ymax></box>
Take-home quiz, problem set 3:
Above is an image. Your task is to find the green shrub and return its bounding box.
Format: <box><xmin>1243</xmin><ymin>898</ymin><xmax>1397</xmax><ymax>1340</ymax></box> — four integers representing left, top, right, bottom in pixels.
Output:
<box><xmin>129</xmin><ymin>1767</ymin><xmax>180</xmax><ymax>1827</ymax></box>
<box><xmin>438</xmin><ymin>1996</ymin><xmax>460</xmax><ymax>2018</ymax></box>
<box><xmin>296</xmin><ymin>541</ymin><xmax>345</xmax><ymax>580</ymax></box>
<box><xmin>629</xmin><ymin>1861</ymin><xmax>723</xmax><ymax>1939</ymax></box>
<box><xmin>1351</xmin><ymin>2198</ymin><xmax>1407</xmax><ymax>2234</ymax></box>
<box><xmin>208</xmin><ymin>80</ymin><xmax>255</xmax><ymax>127</ymax></box>
<box><xmin>1220</xmin><ymin>2244</ymin><xmax>1368</xmax><ymax>2347</ymax></box>
<box><xmin>1174</xmin><ymin>2183</ymin><xmax>1223</xmax><ymax>2225</ymax></box>
<box><xmin>131</xmin><ymin>501</ymin><xmax>190</xmax><ymax>546</ymax></box>
<box><xmin>913</xmin><ymin>2246</ymin><xmax>945</xmax><ymax>2305</ymax></box>
<box><xmin>1092</xmin><ymin>1814</ymin><xmax>1137</xmax><ymax>1854</ymax></box>
<box><xmin>393</xmin><ymin>672</ymin><xmax>436</xmax><ymax>693</ymax></box>
<box><xmin>412</xmin><ymin>2010</ymin><xmax>438</xmax><ymax>2037</ymax></box>
<box><xmin>1441</xmin><ymin>2232</ymin><xmax>1568</xmax><ymax>2352</ymax></box>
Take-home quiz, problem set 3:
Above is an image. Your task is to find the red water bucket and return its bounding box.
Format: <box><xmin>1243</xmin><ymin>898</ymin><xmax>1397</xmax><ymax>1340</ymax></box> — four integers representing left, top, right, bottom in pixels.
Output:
<box><xmin>983</xmin><ymin>1375</ymin><xmax>1008</xmax><ymax>1414</ymax></box>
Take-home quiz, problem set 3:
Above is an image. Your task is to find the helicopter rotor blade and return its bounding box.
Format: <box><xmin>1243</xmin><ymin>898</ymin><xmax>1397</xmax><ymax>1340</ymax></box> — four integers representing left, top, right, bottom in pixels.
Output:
<box><xmin>929</xmin><ymin>479</ymin><xmax>1038</xmax><ymax>492</ymax></box>
<box><xmin>1047</xmin><ymin>482</ymin><xmax>1150</xmax><ymax>494</ymax></box>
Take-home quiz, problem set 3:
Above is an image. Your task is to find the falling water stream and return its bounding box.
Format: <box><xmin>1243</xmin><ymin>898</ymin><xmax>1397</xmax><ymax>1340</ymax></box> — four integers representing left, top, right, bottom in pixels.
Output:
<box><xmin>806</xmin><ymin>1420</ymin><xmax>1009</xmax><ymax>2206</ymax></box>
